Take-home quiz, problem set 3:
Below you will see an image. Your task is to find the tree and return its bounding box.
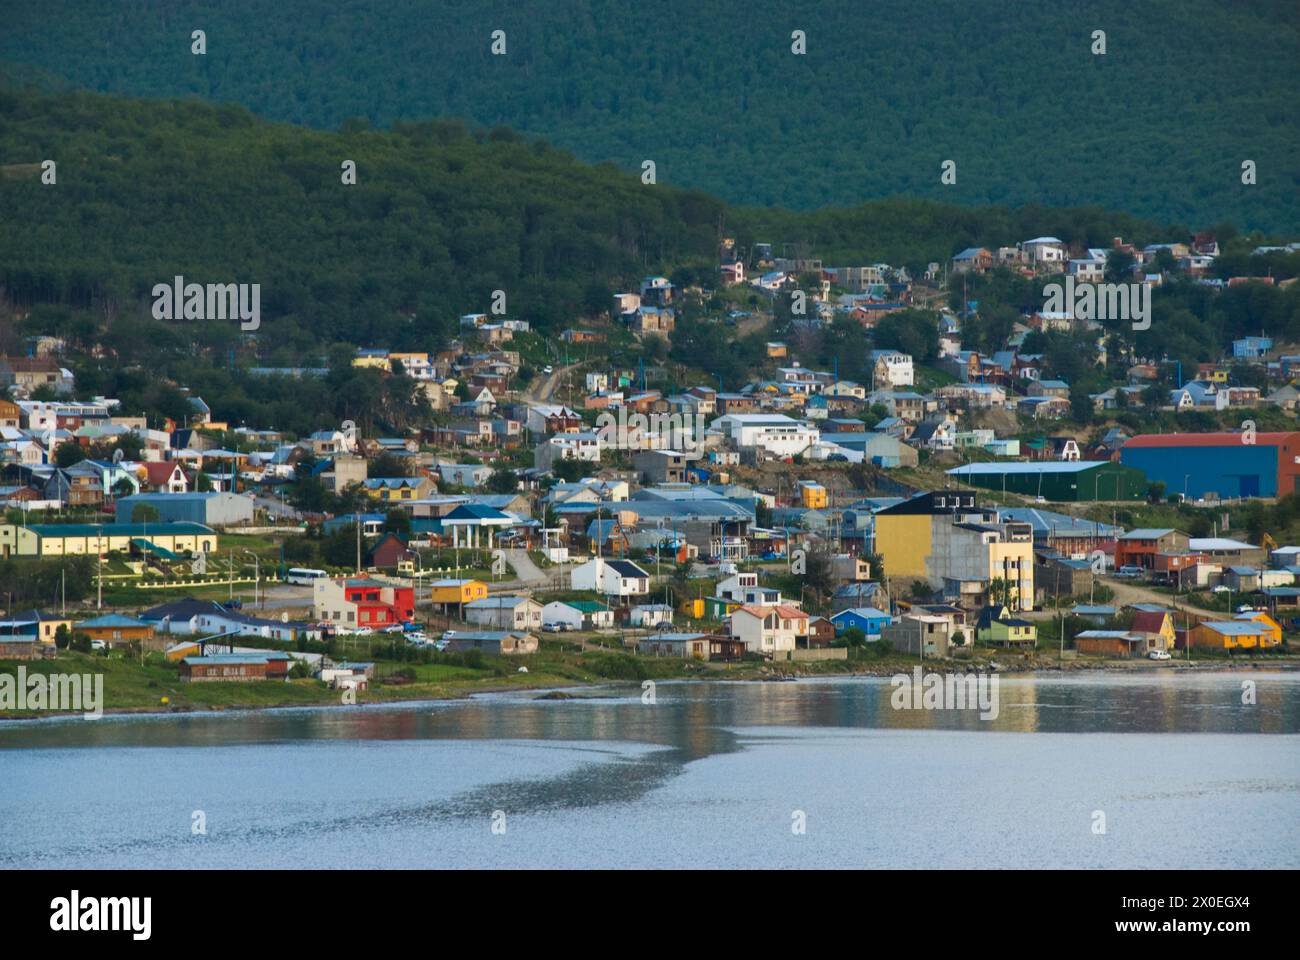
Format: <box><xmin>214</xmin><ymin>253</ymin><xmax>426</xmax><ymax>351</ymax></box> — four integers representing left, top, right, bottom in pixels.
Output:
<box><xmin>54</xmin><ymin>441</ymin><xmax>85</xmax><ymax>468</ymax></box>
<box><xmin>383</xmin><ymin>509</ymin><xmax>411</xmax><ymax>538</ymax></box>
<box><xmin>130</xmin><ymin>504</ymin><xmax>161</xmax><ymax>523</ymax></box>
<box><xmin>486</xmin><ymin>468</ymin><xmax>520</xmax><ymax>494</ymax></box>
<box><xmin>1105</xmin><ymin>250</ymin><xmax>1137</xmax><ymax>283</ymax></box>
<box><xmin>987</xmin><ymin>577</ymin><xmax>1012</xmax><ymax>607</ymax></box>
<box><xmin>839</xmin><ymin>626</ymin><xmax>867</xmax><ymax>648</ymax></box>
<box><xmin>369</xmin><ymin>453</ymin><xmax>409</xmax><ymax>478</ymax></box>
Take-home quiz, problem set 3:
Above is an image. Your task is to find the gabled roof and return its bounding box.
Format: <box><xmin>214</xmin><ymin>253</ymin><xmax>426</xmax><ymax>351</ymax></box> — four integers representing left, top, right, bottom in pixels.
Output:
<box><xmin>1130</xmin><ymin>610</ymin><xmax>1172</xmax><ymax>634</ymax></box>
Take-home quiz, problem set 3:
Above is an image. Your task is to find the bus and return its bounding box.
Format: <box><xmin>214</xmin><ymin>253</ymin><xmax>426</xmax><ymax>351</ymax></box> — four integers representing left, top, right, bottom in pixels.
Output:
<box><xmin>285</xmin><ymin>567</ymin><xmax>328</xmax><ymax>585</ymax></box>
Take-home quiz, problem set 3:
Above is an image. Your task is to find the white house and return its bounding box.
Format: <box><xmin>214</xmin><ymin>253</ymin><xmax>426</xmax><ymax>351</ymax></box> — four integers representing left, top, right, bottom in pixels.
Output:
<box><xmin>1022</xmin><ymin>237</ymin><xmax>1067</xmax><ymax>267</ymax></box>
<box><xmin>464</xmin><ymin>595</ymin><xmax>544</xmax><ymax>631</ymax></box>
<box><xmin>542</xmin><ymin>600</ymin><xmax>615</xmax><ymax>631</ymax></box>
<box><xmin>715</xmin><ymin>572</ymin><xmax>782</xmax><ymax>606</ymax></box>
<box><xmin>709</xmin><ymin>414</ymin><xmax>819</xmax><ymax>457</ymax></box>
<box><xmin>629</xmin><ymin>603</ymin><xmax>674</xmax><ymax>628</ymax></box>
<box><xmin>728</xmin><ymin>604</ymin><xmax>808</xmax><ymax>655</ymax></box>
<box><xmin>871</xmin><ymin>350</ymin><xmax>914</xmax><ymax>388</ymax></box>
<box><xmin>570</xmin><ymin>557</ymin><xmax>650</xmax><ymax>597</ymax></box>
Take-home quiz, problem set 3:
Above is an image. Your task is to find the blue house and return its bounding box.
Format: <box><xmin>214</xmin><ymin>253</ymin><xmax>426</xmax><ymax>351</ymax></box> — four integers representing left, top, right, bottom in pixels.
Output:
<box><xmin>830</xmin><ymin>607</ymin><xmax>893</xmax><ymax>639</ymax></box>
<box><xmin>1232</xmin><ymin>336</ymin><xmax>1273</xmax><ymax>360</ymax></box>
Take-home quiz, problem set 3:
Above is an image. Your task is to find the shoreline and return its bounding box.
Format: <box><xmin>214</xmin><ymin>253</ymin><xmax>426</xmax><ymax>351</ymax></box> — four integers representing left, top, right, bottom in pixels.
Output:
<box><xmin>2</xmin><ymin>656</ymin><xmax>1295</xmax><ymax>722</ymax></box>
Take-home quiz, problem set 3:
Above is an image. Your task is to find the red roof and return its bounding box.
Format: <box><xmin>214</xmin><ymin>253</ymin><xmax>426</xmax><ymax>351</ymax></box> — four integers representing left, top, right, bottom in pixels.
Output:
<box><xmin>142</xmin><ymin>461</ymin><xmax>184</xmax><ymax>486</ymax></box>
<box><xmin>1123</xmin><ymin>432</ymin><xmax>1300</xmax><ymax>448</ymax></box>
<box><xmin>1130</xmin><ymin>611</ymin><xmax>1171</xmax><ymax>634</ymax></box>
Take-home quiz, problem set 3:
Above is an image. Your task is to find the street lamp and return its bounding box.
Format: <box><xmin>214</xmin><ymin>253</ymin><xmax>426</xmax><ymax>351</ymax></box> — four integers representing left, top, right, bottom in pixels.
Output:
<box><xmin>243</xmin><ymin>549</ymin><xmax>261</xmax><ymax>608</ymax></box>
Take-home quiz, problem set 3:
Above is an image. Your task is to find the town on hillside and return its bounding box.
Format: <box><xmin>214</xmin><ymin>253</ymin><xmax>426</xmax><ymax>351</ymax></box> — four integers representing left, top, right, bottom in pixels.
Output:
<box><xmin>3</xmin><ymin>230</ymin><xmax>1299</xmax><ymax>697</ymax></box>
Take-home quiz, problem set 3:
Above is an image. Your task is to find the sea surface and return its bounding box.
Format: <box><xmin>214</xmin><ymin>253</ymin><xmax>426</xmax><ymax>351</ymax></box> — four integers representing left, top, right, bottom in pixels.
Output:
<box><xmin>1</xmin><ymin>673</ymin><xmax>1297</xmax><ymax>868</ymax></box>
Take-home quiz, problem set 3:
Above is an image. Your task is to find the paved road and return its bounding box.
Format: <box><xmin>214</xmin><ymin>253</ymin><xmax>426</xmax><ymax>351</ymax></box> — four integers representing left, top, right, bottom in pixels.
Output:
<box><xmin>501</xmin><ymin>547</ymin><xmax>547</xmax><ymax>584</ymax></box>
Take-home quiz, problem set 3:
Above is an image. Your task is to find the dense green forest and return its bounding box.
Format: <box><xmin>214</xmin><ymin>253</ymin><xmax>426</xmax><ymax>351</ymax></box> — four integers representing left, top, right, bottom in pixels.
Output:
<box><xmin>1</xmin><ymin>0</ymin><xmax>1295</xmax><ymax>230</ymax></box>
<box><xmin>1</xmin><ymin>83</ymin><xmax>1197</xmax><ymax>350</ymax></box>
<box><xmin>1</xmin><ymin>83</ymin><xmax>1297</xmax><ymax>439</ymax></box>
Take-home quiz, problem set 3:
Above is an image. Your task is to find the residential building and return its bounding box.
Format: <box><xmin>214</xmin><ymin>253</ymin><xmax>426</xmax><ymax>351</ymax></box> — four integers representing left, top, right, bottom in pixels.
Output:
<box><xmin>464</xmin><ymin>595</ymin><xmax>544</xmax><ymax>631</ymax></box>
<box><xmin>313</xmin><ymin>578</ymin><xmax>416</xmax><ymax>630</ymax></box>
<box><xmin>881</xmin><ymin>614</ymin><xmax>951</xmax><ymax>657</ymax></box>
<box><xmin>570</xmin><ymin>557</ymin><xmax>651</xmax><ymax>597</ymax></box>
<box><xmin>729</xmin><ymin>604</ymin><xmax>809</xmax><ymax>655</ymax></box>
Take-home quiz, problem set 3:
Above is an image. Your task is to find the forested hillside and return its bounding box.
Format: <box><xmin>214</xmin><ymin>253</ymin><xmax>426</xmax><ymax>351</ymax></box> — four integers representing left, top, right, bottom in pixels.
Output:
<box><xmin>1</xmin><ymin>85</ymin><xmax>1183</xmax><ymax>353</ymax></box>
<box><xmin>2</xmin><ymin>0</ymin><xmax>1295</xmax><ymax>230</ymax></box>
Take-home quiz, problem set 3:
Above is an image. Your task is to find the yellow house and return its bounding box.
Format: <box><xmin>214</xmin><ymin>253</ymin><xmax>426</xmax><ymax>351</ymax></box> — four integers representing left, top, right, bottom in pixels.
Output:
<box><xmin>10</xmin><ymin>609</ymin><xmax>73</xmax><ymax>644</ymax></box>
<box><xmin>352</xmin><ymin>351</ymin><xmax>391</xmax><ymax>370</ymax></box>
<box><xmin>798</xmin><ymin>481</ymin><xmax>828</xmax><ymax>509</ymax></box>
<box><xmin>0</xmin><ymin>522</ymin><xmax>217</xmax><ymax>558</ymax></box>
<box><xmin>1230</xmin><ymin>611</ymin><xmax>1282</xmax><ymax>646</ymax></box>
<box><xmin>1191</xmin><ymin>620</ymin><xmax>1277</xmax><ymax>650</ymax></box>
<box><xmin>362</xmin><ymin>477</ymin><xmax>434</xmax><ymax>501</ymax></box>
<box><xmin>430</xmin><ymin>579</ymin><xmax>488</xmax><ymax>606</ymax></box>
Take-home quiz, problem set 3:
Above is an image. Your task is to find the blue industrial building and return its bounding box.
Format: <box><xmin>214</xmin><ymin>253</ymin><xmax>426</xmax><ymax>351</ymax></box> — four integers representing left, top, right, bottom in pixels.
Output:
<box><xmin>1120</xmin><ymin>432</ymin><xmax>1300</xmax><ymax>499</ymax></box>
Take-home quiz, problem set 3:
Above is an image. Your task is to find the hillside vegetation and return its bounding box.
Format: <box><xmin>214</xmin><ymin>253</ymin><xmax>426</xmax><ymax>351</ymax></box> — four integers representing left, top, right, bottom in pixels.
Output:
<box><xmin>0</xmin><ymin>85</ymin><xmax>1179</xmax><ymax>351</ymax></box>
<box><xmin>1</xmin><ymin>0</ymin><xmax>1295</xmax><ymax>230</ymax></box>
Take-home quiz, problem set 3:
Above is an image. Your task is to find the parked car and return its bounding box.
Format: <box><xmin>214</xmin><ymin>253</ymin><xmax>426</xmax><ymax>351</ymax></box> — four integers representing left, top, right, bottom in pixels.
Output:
<box><xmin>542</xmin><ymin>365</ymin><xmax>553</xmax><ymax>374</ymax></box>
<box><xmin>90</xmin><ymin>638</ymin><xmax>106</xmax><ymax>651</ymax></box>
<box><xmin>1148</xmin><ymin>649</ymin><xmax>1172</xmax><ymax>660</ymax></box>
<box><xmin>542</xmin><ymin>622</ymin><xmax>565</xmax><ymax>633</ymax></box>
<box><xmin>1117</xmin><ymin>565</ymin><xmax>1144</xmax><ymax>577</ymax></box>
<box><xmin>441</xmin><ymin>630</ymin><xmax>457</xmax><ymax>641</ymax></box>
<box><xmin>405</xmin><ymin>632</ymin><xmax>428</xmax><ymax>645</ymax></box>
<box><xmin>381</xmin><ymin>624</ymin><xmax>406</xmax><ymax>634</ymax></box>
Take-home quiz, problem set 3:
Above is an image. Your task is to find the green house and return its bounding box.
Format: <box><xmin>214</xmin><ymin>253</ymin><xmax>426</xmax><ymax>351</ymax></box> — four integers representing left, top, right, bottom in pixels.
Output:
<box><xmin>975</xmin><ymin>604</ymin><xmax>1038</xmax><ymax>647</ymax></box>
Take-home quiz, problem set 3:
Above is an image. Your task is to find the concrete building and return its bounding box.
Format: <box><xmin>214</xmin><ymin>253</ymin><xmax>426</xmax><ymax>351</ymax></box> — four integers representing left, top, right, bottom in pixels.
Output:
<box><xmin>881</xmin><ymin>614</ymin><xmax>951</xmax><ymax>657</ymax></box>
<box><xmin>709</xmin><ymin>414</ymin><xmax>819</xmax><ymax>457</ymax></box>
<box><xmin>872</xmin><ymin>492</ymin><xmax>1035</xmax><ymax>611</ymax></box>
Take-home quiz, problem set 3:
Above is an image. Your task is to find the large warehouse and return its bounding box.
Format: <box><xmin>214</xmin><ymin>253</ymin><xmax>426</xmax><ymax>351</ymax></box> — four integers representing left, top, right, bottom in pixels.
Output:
<box><xmin>1119</xmin><ymin>432</ymin><xmax>1300</xmax><ymax>499</ymax></box>
<box><xmin>114</xmin><ymin>491</ymin><xmax>255</xmax><ymax>527</ymax></box>
<box><xmin>946</xmin><ymin>460</ymin><xmax>1148</xmax><ymax>502</ymax></box>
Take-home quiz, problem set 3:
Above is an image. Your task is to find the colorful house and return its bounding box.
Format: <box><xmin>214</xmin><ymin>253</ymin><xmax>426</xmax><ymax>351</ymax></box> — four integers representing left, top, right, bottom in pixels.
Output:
<box><xmin>1190</xmin><ymin>620</ymin><xmax>1278</xmax><ymax>650</ymax></box>
<box><xmin>1074</xmin><ymin>630</ymin><xmax>1146</xmax><ymax>658</ymax></box>
<box><xmin>74</xmin><ymin>614</ymin><xmax>155</xmax><ymax>648</ymax></box>
<box><xmin>430</xmin><ymin>578</ymin><xmax>489</xmax><ymax>607</ymax></box>
<box><xmin>1129</xmin><ymin>609</ymin><xmax>1177</xmax><ymax>652</ymax></box>
<box><xmin>313</xmin><ymin>577</ymin><xmax>416</xmax><ymax>630</ymax></box>
<box><xmin>975</xmin><ymin>604</ymin><xmax>1037</xmax><ymax>647</ymax></box>
<box><xmin>1233</xmin><ymin>610</ymin><xmax>1282</xmax><ymax>645</ymax></box>
<box><xmin>829</xmin><ymin>607</ymin><xmax>893</xmax><ymax>639</ymax></box>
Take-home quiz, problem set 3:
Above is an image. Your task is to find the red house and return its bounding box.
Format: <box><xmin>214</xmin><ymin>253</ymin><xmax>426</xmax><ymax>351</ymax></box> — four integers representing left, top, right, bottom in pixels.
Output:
<box><xmin>314</xmin><ymin>577</ymin><xmax>416</xmax><ymax>628</ymax></box>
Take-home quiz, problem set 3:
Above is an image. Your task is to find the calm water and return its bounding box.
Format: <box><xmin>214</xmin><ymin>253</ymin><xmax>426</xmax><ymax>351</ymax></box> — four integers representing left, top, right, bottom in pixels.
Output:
<box><xmin>1</xmin><ymin>673</ymin><xmax>1297</xmax><ymax>868</ymax></box>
